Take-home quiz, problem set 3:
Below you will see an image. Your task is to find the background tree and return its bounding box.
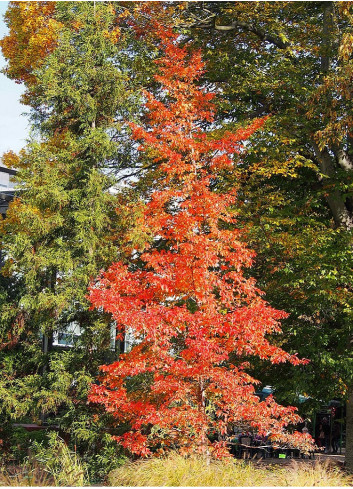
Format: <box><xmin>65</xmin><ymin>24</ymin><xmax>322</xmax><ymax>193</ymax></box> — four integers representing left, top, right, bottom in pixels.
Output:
<box><xmin>156</xmin><ymin>1</ymin><xmax>353</xmax><ymax>467</ymax></box>
<box><xmin>88</xmin><ymin>27</ymin><xmax>314</xmax><ymax>458</ymax></box>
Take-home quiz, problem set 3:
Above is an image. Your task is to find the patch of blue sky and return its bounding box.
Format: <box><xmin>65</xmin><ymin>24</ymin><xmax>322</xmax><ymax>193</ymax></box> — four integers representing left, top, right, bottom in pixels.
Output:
<box><xmin>0</xmin><ymin>1</ymin><xmax>29</xmax><ymax>158</ymax></box>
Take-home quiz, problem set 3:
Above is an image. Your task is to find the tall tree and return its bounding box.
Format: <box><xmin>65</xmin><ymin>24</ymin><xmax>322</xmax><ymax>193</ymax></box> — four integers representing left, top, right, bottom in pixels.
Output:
<box><xmin>88</xmin><ymin>27</ymin><xmax>313</xmax><ymax>458</ymax></box>
<box><xmin>0</xmin><ymin>1</ymin><xmax>141</xmax><ymax>473</ymax></box>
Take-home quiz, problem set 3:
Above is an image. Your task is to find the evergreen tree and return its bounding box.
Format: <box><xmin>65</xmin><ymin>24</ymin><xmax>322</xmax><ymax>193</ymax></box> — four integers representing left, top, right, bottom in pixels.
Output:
<box><xmin>0</xmin><ymin>2</ymin><xmax>140</xmax><ymax>475</ymax></box>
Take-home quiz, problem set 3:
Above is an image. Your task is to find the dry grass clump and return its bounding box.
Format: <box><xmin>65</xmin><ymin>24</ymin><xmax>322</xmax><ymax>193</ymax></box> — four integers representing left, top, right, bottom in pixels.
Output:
<box><xmin>275</xmin><ymin>460</ymin><xmax>353</xmax><ymax>487</ymax></box>
<box><xmin>0</xmin><ymin>462</ymin><xmax>54</xmax><ymax>487</ymax></box>
<box><xmin>108</xmin><ymin>453</ymin><xmax>353</xmax><ymax>487</ymax></box>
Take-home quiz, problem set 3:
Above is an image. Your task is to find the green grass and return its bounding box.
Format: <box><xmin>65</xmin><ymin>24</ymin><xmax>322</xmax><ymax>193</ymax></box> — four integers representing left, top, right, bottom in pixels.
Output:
<box><xmin>108</xmin><ymin>454</ymin><xmax>353</xmax><ymax>487</ymax></box>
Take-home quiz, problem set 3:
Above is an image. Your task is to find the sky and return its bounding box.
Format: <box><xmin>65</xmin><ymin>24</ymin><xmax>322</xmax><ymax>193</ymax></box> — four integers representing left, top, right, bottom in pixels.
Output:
<box><xmin>0</xmin><ymin>1</ymin><xmax>29</xmax><ymax>157</ymax></box>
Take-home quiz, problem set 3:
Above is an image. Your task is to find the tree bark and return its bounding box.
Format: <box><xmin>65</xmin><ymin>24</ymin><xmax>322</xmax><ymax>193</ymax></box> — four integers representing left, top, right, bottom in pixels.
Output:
<box><xmin>346</xmin><ymin>390</ymin><xmax>353</xmax><ymax>470</ymax></box>
<box><xmin>312</xmin><ymin>142</ymin><xmax>353</xmax><ymax>230</ymax></box>
<box><xmin>199</xmin><ymin>376</ymin><xmax>211</xmax><ymax>463</ymax></box>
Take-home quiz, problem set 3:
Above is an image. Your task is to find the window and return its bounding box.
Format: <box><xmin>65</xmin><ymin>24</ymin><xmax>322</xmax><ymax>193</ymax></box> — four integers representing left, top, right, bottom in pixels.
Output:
<box><xmin>53</xmin><ymin>322</ymin><xmax>81</xmax><ymax>347</ymax></box>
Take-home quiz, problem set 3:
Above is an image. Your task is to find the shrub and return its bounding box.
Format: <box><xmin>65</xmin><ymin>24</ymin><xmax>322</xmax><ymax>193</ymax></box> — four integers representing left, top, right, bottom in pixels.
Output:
<box><xmin>1</xmin><ymin>426</ymin><xmax>48</xmax><ymax>465</ymax></box>
<box><xmin>83</xmin><ymin>436</ymin><xmax>127</xmax><ymax>484</ymax></box>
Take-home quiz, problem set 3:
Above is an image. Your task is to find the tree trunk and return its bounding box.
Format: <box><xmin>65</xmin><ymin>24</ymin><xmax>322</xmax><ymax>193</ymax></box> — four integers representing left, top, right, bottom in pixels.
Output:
<box><xmin>311</xmin><ymin>143</ymin><xmax>353</xmax><ymax>230</ymax></box>
<box><xmin>316</xmin><ymin>7</ymin><xmax>353</xmax><ymax>462</ymax></box>
<box><xmin>199</xmin><ymin>377</ymin><xmax>210</xmax><ymax>463</ymax></box>
<box><xmin>346</xmin><ymin>390</ymin><xmax>353</xmax><ymax>470</ymax></box>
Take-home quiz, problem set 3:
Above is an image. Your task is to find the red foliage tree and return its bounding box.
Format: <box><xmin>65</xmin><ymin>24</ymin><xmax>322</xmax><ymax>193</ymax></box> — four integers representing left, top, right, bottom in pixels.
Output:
<box><xmin>88</xmin><ymin>27</ymin><xmax>314</xmax><ymax>458</ymax></box>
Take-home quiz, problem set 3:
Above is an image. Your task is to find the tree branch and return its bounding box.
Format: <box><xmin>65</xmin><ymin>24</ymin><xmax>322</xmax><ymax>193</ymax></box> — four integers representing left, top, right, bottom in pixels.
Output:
<box><xmin>180</xmin><ymin>12</ymin><xmax>291</xmax><ymax>51</ymax></box>
<box><xmin>116</xmin><ymin>161</ymin><xmax>158</xmax><ymax>183</ymax></box>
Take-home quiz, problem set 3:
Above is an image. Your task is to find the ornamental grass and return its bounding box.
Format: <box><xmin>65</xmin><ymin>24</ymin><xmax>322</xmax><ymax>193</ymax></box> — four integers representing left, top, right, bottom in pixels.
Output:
<box><xmin>108</xmin><ymin>453</ymin><xmax>353</xmax><ymax>487</ymax></box>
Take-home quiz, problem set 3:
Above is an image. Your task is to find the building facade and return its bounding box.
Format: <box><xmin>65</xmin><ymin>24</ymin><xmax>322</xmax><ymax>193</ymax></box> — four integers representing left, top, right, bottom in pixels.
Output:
<box><xmin>0</xmin><ymin>164</ymin><xmax>16</xmax><ymax>216</ymax></box>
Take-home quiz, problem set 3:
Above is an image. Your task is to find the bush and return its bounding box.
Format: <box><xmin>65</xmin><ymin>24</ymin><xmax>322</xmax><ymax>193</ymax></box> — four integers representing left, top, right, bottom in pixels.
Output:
<box><xmin>0</xmin><ymin>426</ymin><xmax>48</xmax><ymax>465</ymax></box>
<box><xmin>82</xmin><ymin>434</ymin><xmax>127</xmax><ymax>484</ymax></box>
<box><xmin>108</xmin><ymin>454</ymin><xmax>353</xmax><ymax>487</ymax></box>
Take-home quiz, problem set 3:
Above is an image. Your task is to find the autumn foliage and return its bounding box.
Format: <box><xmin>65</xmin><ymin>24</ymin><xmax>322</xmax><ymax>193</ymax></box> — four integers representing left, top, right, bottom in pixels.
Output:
<box><xmin>88</xmin><ymin>27</ymin><xmax>313</xmax><ymax>458</ymax></box>
<box><xmin>0</xmin><ymin>2</ymin><xmax>60</xmax><ymax>89</ymax></box>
